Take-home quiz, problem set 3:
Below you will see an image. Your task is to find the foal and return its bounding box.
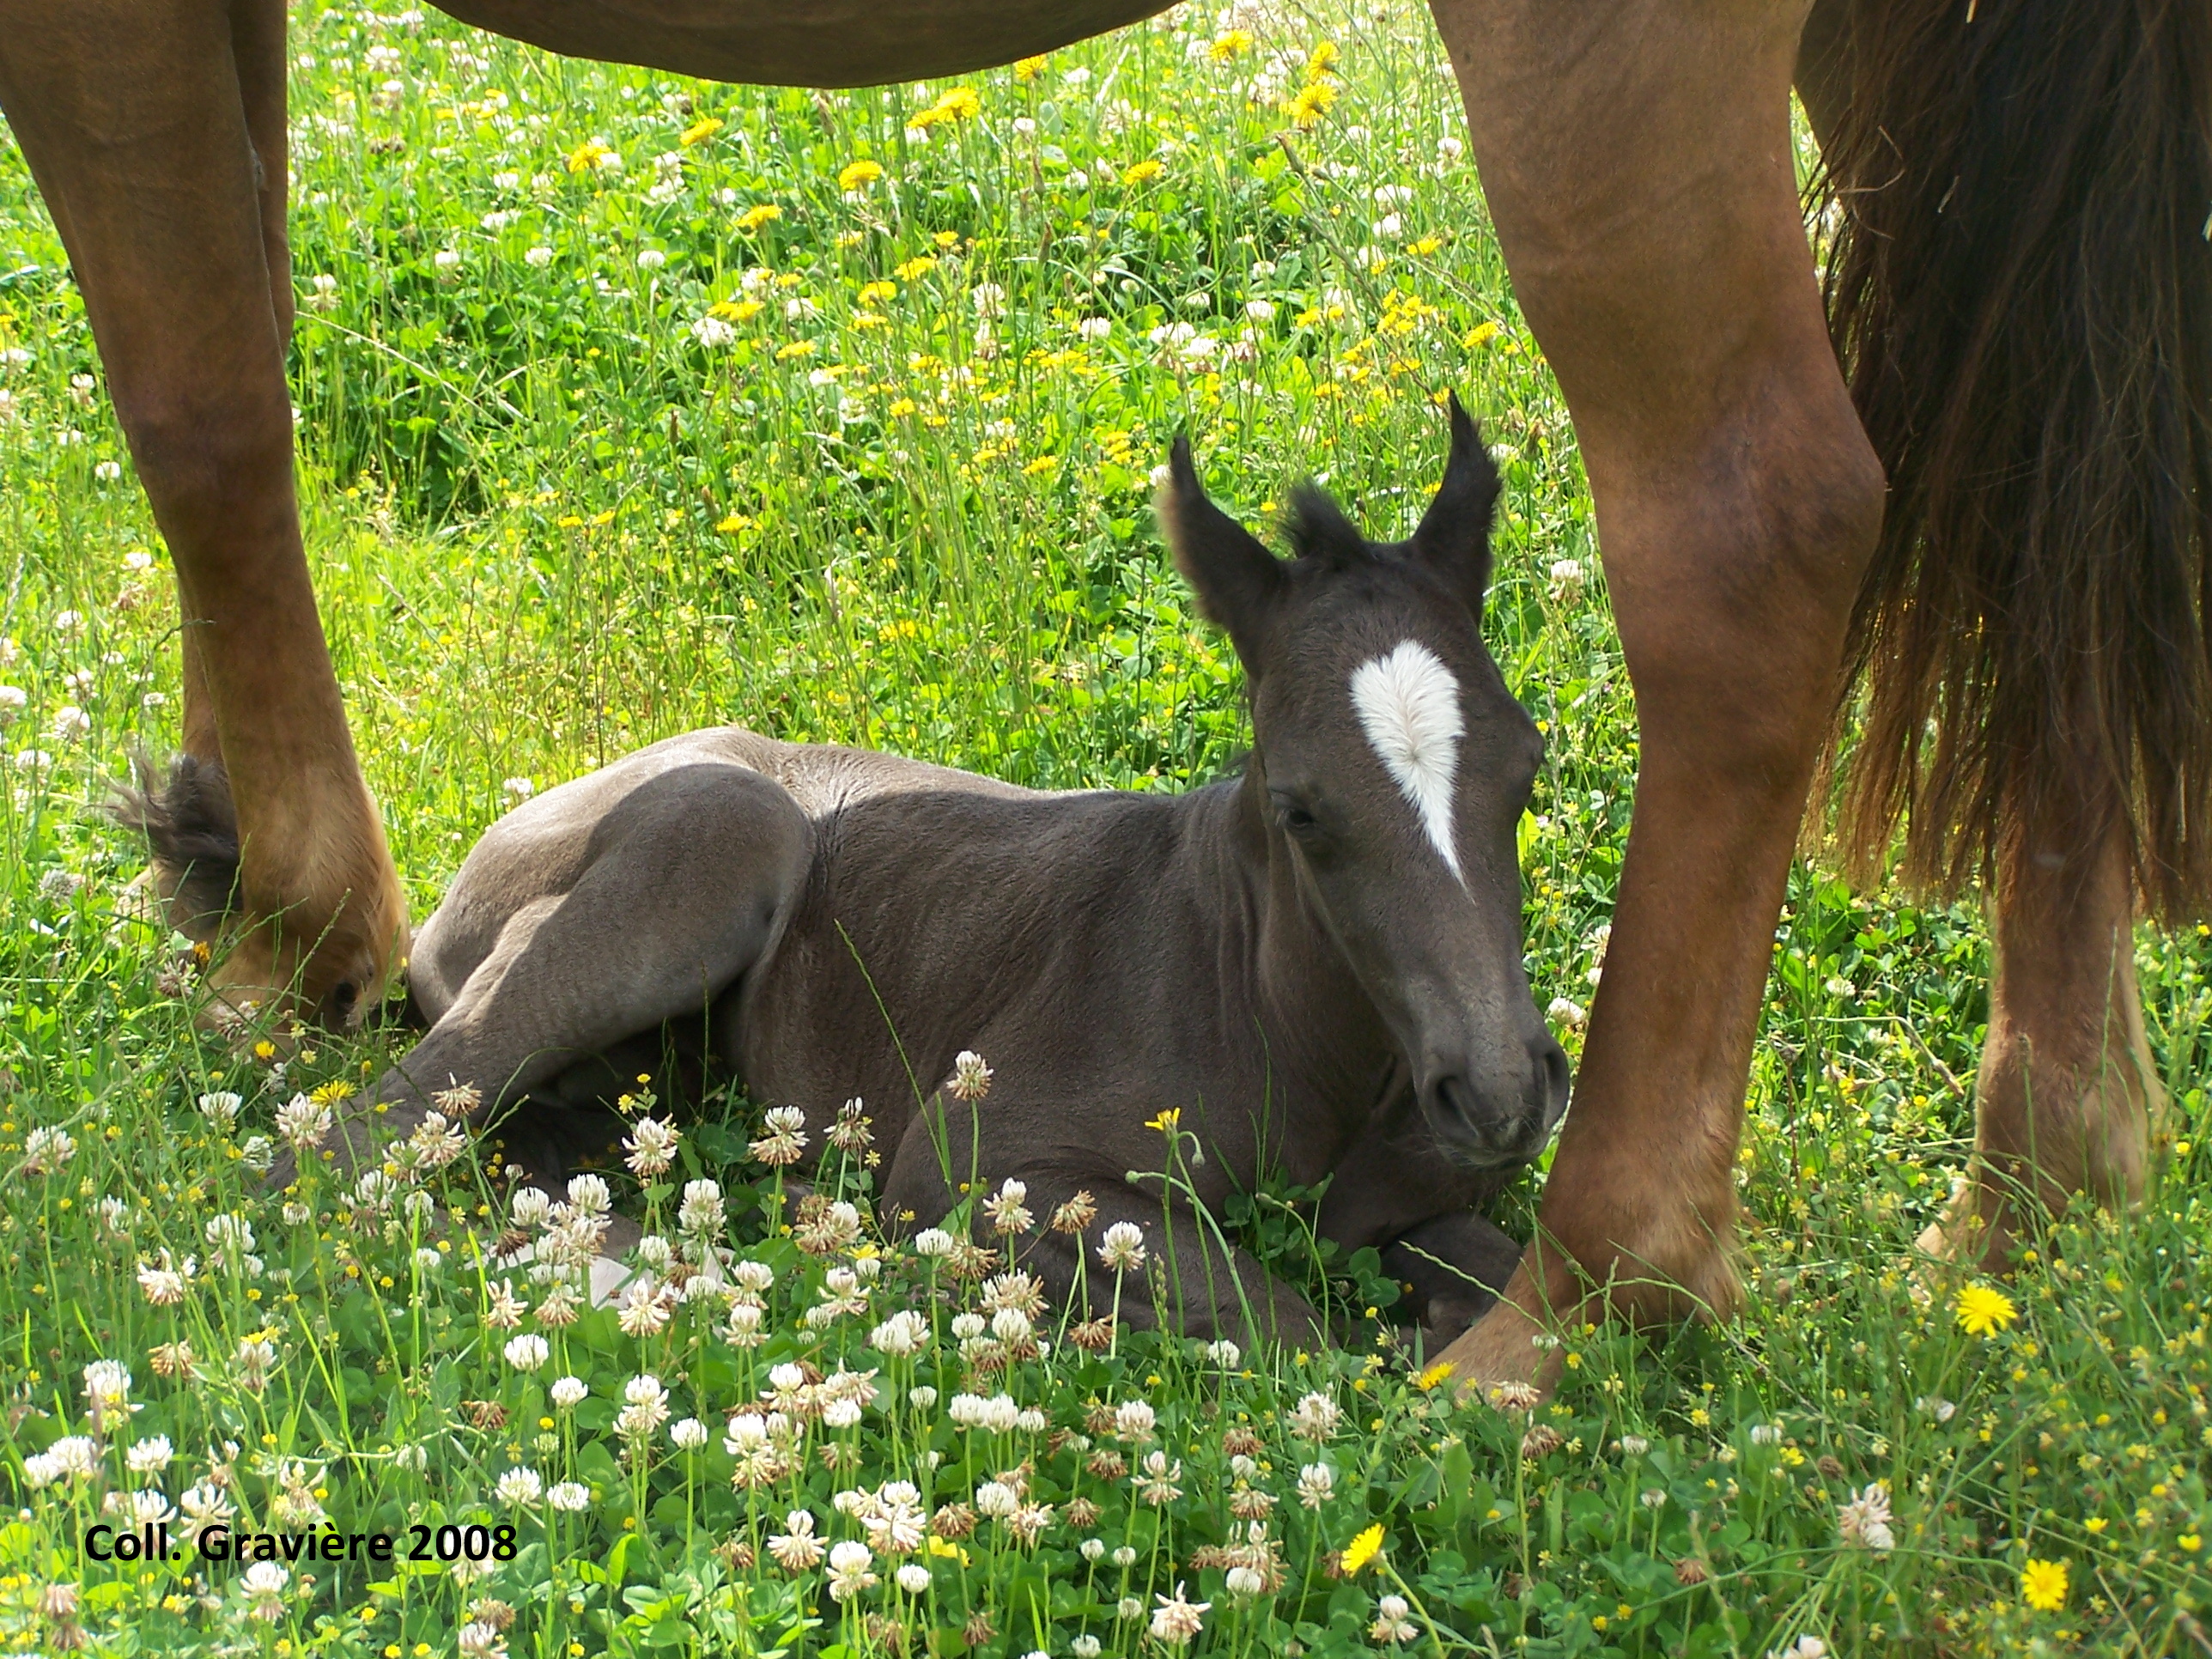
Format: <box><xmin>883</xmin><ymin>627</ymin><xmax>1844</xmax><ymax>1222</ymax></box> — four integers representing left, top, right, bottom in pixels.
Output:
<box><xmin>319</xmin><ymin>400</ymin><xmax>1567</xmax><ymax>1346</ymax></box>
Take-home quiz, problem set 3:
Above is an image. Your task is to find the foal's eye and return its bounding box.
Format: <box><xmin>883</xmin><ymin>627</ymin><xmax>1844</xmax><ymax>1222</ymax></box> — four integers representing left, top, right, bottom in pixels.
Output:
<box><xmin>1279</xmin><ymin>802</ymin><xmax>1319</xmax><ymax>836</ymax></box>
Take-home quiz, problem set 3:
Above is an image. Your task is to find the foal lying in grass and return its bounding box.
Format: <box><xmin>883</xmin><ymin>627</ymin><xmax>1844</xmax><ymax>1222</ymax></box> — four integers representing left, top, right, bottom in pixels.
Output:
<box><xmin>305</xmin><ymin>400</ymin><xmax>1568</xmax><ymax>1348</ymax></box>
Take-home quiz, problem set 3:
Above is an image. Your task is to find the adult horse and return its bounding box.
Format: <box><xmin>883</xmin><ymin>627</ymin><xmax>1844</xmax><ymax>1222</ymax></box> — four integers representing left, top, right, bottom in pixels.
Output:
<box><xmin>0</xmin><ymin>0</ymin><xmax>2203</xmax><ymax>1392</ymax></box>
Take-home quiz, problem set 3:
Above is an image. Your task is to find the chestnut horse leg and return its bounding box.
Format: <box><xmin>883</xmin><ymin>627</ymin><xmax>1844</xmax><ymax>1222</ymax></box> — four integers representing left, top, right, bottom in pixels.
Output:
<box><xmin>0</xmin><ymin>0</ymin><xmax>407</xmax><ymax>1026</ymax></box>
<box><xmin>1922</xmin><ymin>787</ymin><xmax>2159</xmax><ymax>1266</ymax></box>
<box><xmin>1425</xmin><ymin>0</ymin><xmax>1886</xmax><ymax>1390</ymax></box>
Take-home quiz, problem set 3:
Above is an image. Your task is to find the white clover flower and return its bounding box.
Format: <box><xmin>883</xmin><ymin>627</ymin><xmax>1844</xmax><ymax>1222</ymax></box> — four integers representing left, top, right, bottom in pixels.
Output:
<box><xmin>678</xmin><ymin>1179</ymin><xmax>725</xmax><ymax>1236</ymax></box>
<box><xmin>1838</xmin><ymin>1482</ymin><xmax>1894</xmax><ymax>1552</ymax></box>
<box><xmin>567</xmin><ymin>1174</ymin><xmax>611</xmax><ymax>1214</ymax></box>
<box><xmin>1224</xmin><ymin>1565</ymin><xmax>1264</xmax><ymax>1598</ymax></box>
<box><xmin>637</xmin><ymin>248</ymin><xmax>667</xmax><ymax>270</ymax></box>
<box><xmin>896</xmin><ymin>1562</ymin><xmax>932</xmax><ymax>1593</ymax></box>
<box><xmin>273</xmin><ymin>1092</ymin><xmax>333</xmax><ymax>1152</ymax></box>
<box><xmin>1150</xmin><ymin>1583</ymin><xmax>1208</xmax><ymax>1645</ymax></box>
<box><xmin>822</xmin><ymin>1397</ymin><xmax>863</xmax><ymax>1431</ymax></box>
<box><xmin>1370</xmin><ymin>1593</ymin><xmax>1418</xmax><ymax>1644</ymax></box>
<box><xmin>826</xmin><ymin>1538</ymin><xmax>877</xmax><ymax>1600</ymax></box>
<box><xmin>127</xmin><ymin>1435</ymin><xmax>174</xmax><ymax>1474</ymax></box>
<box><xmin>546</xmin><ymin>1481</ymin><xmax>592</xmax><ymax>1511</ymax></box>
<box><xmin>670</xmin><ymin>1418</ymin><xmax>710</xmax><ymax>1450</ymax></box>
<box><xmin>240</xmin><ymin>1560</ymin><xmax>289</xmax><ymax>1621</ymax></box>
<box><xmin>23</xmin><ymin>1126</ymin><xmax>76</xmax><ymax>1176</ymax></box>
<box><xmin>1289</xmin><ymin>1391</ymin><xmax>1340</xmax><ymax>1441</ymax></box>
<box><xmin>726</xmin><ymin>1303</ymin><xmax>766</xmax><ymax>1346</ymax></box>
<box><xmin>503</xmin><ymin>1334</ymin><xmax>550</xmax><ymax>1371</ymax></box>
<box><xmin>1097</xmin><ymin>1221</ymin><xmax>1146</xmax><ymax>1271</ymax></box>
<box><xmin>1297</xmin><ymin>1462</ymin><xmax>1335</xmax><ymax>1508</ymax></box>
<box><xmin>871</xmin><ymin>1310</ymin><xmax>930</xmax><ymax>1357</ymax></box>
<box><xmin>495</xmin><ymin>1467</ymin><xmax>544</xmax><ymax>1504</ymax></box>
<box><xmin>197</xmin><ymin>1091</ymin><xmax>243</xmax><ymax>1131</ymax></box>
<box><xmin>511</xmin><ymin>1186</ymin><xmax>553</xmax><ymax>1228</ymax></box>
<box><xmin>991</xmin><ymin>1307</ymin><xmax>1033</xmax><ymax>1345</ymax></box>
<box><xmin>1750</xmin><ymin>1423</ymin><xmax>1782</xmax><ymax>1447</ymax></box>
<box><xmin>1015</xmin><ymin>1407</ymin><xmax>1047</xmax><ymax>1435</ymax></box>
<box><xmin>1115</xmin><ymin>1399</ymin><xmax>1157</xmax><ymax>1442</ymax></box>
<box><xmin>975</xmin><ymin>1480</ymin><xmax>1018</xmax><ymax>1517</ymax></box>
<box><xmin>950</xmin><ymin>1313</ymin><xmax>987</xmax><ymax>1341</ymax></box>
<box><xmin>1620</xmin><ymin>1434</ymin><xmax>1650</xmax><ymax>1456</ymax></box>
<box><xmin>912</xmin><ymin>1228</ymin><xmax>956</xmax><ymax>1257</ymax></box>
<box><xmin>524</xmin><ymin>246</ymin><xmax>554</xmax><ymax>268</ymax></box>
<box><xmin>1078</xmin><ymin>317</ymin><xmax>1111</xmax><ymax>341</ymax></box>
<box><xmin>1117</xmin><ymin>1595</ymin><xmax>1145</xmax><ymax>1620</ymax></box>
<box><xmin>1080</xmin><ymin>1537</ymin><xmax>1106</xmax><ymax>1561</ymax></box>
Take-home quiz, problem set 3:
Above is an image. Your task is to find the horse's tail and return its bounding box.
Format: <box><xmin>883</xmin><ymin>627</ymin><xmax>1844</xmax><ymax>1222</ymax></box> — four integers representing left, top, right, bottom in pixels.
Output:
<box><xmin>1815</xmin><ymin>0</ymin><xmax>2212</xmax><ymax>920</ymax></box>
<box><xmin>109</xmin><ymin>751</ymin><xmax>243</xmax><ymax>939</ymax></box>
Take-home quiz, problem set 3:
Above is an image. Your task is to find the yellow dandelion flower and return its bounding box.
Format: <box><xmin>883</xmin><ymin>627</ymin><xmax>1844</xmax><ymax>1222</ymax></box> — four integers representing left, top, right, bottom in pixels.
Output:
<box><xmin>564</xmin><ymin>139</ymin><xmax>612</xmax><ymax>173</ymax></box>
<box><xmin>591</xmin><ymin>509</ymin><xmax>616</xmax><ymax>526</ymax></box>
<box><xmin>933</xmin><ymin>229</ymin><xmax>962</xmax><ymax>248</ymax></box>
<box><xmin>888</xmin><ymin>398</ymin><xmax>917</xmax><ymax>417</ymax></box>
<box><xmin>556</xmin><ymin>514</ymin><xmax>585</xmax><ymax>528</ymax></box>
<box><xmin>1463</xmin><ymin>320</ymin><xmax>1499</xmax><ymax>349</ymax></box>
<box><xmin>1305</xmin><ymin>41</ymin><xmax>1340</xmax><ymax>81</ymax></box>
<box><xmin>708</xmin><ymin>298</ymin><xmax>764</xmax><ymax>322</ymax></box>
<box><xmin>858</xmin><ymin>280</ymin><xmax>897</xmax><ymax>304</ymax></box>
<box><xmin>1143</xmin><ymin>1108</ymin><xmax>1182</xmax><ymax>1133</ymax></box>
<box><xmin>1954</xmin><ymin>1283</ymin><xmax>2018</xmax><ymax>1337</ymax></box>
<box><xmin>913</xmin><ymin>86</ymin><xmax>981</xmax><ymax>128</ymax></box>
<box><xmin>2181</xmin><ymin>1533</ymin><xmax>2202</xmax><ymax>1553</ymax></box>
<box><xmin>714</xmin><ymin>514</ymin><xmax>756</xmax><ymax>535</ymax></box>
<box><xmin>2020</xmin><ymin>1558</ymin><xmax>2067</xmax><ymax>1612</ymax></box>
<box><xmin>736</xmin><ymin>204</ymin><xmax>782</xmax><ymax>232</ymax></box>
<box><xmin>837</xmin><ymin>159</ymin><xmax>884</xmax><ymax>191</ymax></box>
<box><xmin>774</xmin><ymin>339</ymin><xmax>817</xmax><ymax>360</ymax></box>
<box><xmin>1021</xmin><ymin>455</ymin><xmax>1059</xmax><ymax>477</ymax></box>
<box><xmin>1283</xmin><ymin>80</ymin><xmax>1337</xmax><ymax>130</ymax></box>
<box><xmin>1414</xmin><ymin>1361</ymin><xmax>1456</xmax><ymax>1391</ymax></box>
<box><xmin>1208</xmin><ymin>29</ymin><xmax>1254</xmax><ymax>60</ymax></box>
<box><xmin>894</xmin><ymin>255</ymin><xmax>938</xmax><ymax>281</ymax></box>
<box><xmin>1121</xmin><ymin>159</ymin><xmax>1164</xmax><ymax>185</ymax></box>
<box><xmin>678</xmin><ymin>117</ymin><xmax>723</xmax><ymax>147</ymax></box>
<box><xmin>1013</xmin><ymin>55</ymin><xmax>1048</xmax><ymax>83</ymax></box>
<box><xmin>1340</xmin><ymin>1523</ymin><xmax>1383</xmax><ymax>1575</ymax></box>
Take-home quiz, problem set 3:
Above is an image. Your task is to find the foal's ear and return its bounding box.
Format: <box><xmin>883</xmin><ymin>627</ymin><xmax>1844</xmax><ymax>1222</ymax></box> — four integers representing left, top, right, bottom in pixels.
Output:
<box><xmin>1407</xmin><ymin>392</ymin><xmax>1502</xmax><ymax>616</ymax></box>
<box><xmin>1157</xmin><ymin>434</ymin><xmax>1285</xmax><ymax>663</ymax></box>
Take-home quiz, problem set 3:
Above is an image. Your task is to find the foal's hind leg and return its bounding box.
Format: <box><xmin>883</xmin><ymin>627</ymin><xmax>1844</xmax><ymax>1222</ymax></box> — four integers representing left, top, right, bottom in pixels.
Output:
<box><xmin>1424</xmin><ymin>0</ymin><xmax>1886</xmax><ymax>1392</ymax></box>
<box><xmin>294</xmin><ymin>763</ymin><xmax>810</xmax><ymax>1182</ymax></box>
<box><xmin>1922</xmin><ymin>793</ymin><xmax>2159</xmax><ymax>1267</ymax></box>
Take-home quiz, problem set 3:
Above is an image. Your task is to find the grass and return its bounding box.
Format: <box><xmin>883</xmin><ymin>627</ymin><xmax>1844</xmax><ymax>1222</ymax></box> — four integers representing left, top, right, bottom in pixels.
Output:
<box><xmin>0</xmin><ymin>2</ymin><xmax>2209</xmax><ymax>1654</ymax></box>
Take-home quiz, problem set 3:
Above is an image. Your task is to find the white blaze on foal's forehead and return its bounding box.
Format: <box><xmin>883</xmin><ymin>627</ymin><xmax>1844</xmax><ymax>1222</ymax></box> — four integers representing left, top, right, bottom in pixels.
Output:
<box><xmin>1348</xmin><ymin>640</ymin><xmax>1465</xmax><ymax>881</ymax></box>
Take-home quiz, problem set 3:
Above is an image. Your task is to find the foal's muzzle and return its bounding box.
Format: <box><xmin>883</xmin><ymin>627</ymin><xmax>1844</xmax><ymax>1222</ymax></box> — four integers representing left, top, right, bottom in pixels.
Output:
<box><xmin>1422</xmin><ymin>1031</ymin><xmax>1570</xmax><ymax>1169</ymax></box>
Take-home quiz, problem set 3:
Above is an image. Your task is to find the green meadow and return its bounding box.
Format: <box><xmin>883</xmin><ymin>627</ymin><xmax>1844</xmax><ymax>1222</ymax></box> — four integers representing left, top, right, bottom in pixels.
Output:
<box><xmin>0</xmin><ymin>3</ymin><xmax>2206</xmax><ymax>1653</ymax></box>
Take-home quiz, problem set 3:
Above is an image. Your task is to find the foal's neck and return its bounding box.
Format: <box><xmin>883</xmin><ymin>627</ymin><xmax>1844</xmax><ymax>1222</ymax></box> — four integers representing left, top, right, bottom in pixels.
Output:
<box><xmin>1184</xmin><ymin>762</ymin><xmax>1402</xmax><ymax>1114</ymax></box>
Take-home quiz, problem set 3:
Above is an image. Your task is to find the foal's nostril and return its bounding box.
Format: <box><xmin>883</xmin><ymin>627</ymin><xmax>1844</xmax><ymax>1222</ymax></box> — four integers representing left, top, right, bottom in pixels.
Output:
<box><xmin>1528</xmin><ymin>1035</ymin><xmax>1571</xmax><ymax>1125</ymax></box>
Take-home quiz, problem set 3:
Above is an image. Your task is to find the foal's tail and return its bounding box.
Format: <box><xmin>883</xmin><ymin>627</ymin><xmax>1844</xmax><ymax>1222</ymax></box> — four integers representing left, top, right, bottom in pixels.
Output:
<box><xmin>1815</xmin><ymin>0</ymin><xmax>2212</xmax><ymax>919</ymax></box>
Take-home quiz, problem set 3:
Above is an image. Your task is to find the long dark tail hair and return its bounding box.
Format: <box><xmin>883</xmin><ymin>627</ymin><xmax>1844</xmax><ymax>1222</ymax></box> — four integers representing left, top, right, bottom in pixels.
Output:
<box><xmin>1815</xmin><ymin>0</ymin><xmax>2212</xmax><ymax>919</ymax></box>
